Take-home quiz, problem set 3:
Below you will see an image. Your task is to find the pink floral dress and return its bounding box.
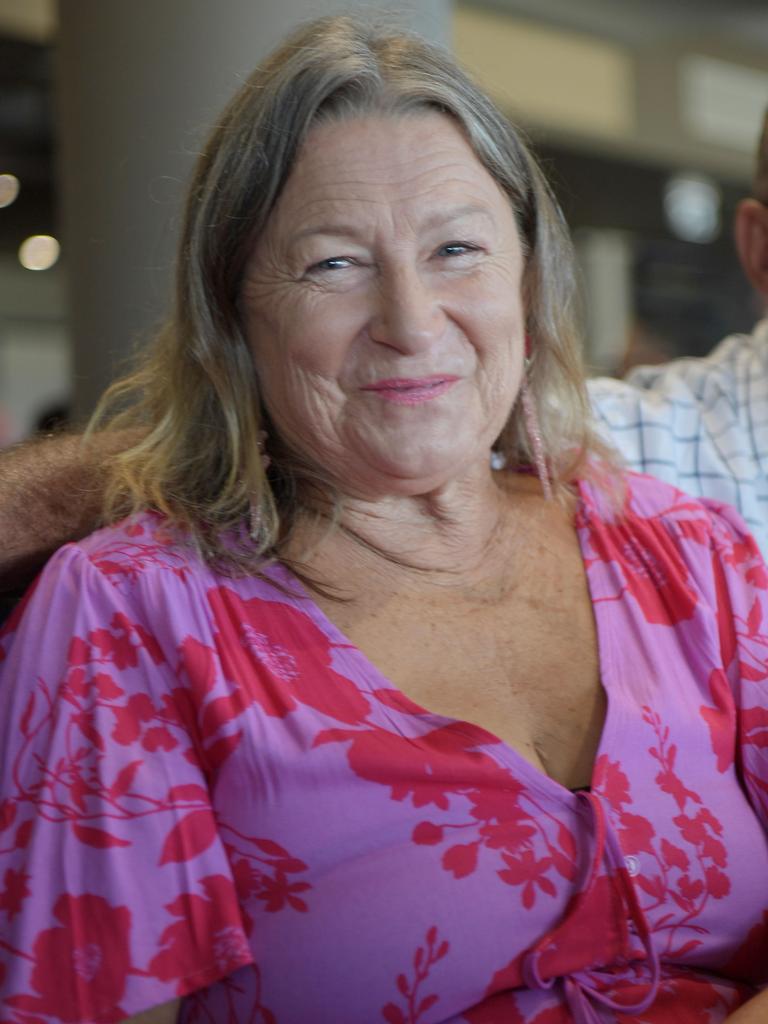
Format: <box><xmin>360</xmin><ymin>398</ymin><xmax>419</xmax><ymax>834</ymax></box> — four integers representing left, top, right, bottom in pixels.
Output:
<box><xmin>1</xmin><ymin>471</ymin><xmax>767</xmax><ymax>1024</ymax></box>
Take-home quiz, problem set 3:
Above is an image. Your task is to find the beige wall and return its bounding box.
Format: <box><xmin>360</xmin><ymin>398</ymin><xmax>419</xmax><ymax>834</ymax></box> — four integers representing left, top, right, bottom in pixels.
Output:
<box><xmin>0</xmin><ymin>0</ymin><xmax>54</xmax><ymax>40</ymax></box>
<box><xmin>454</xmin><ymin>2</ymin><xmax>768</xmax><ymax>181</ymax></box>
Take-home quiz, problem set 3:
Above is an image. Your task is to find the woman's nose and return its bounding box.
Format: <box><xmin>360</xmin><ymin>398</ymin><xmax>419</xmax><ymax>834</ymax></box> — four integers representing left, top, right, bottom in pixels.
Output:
<box><xmin>368</xmin><ymin>266</ymin><xmax>444</xmax><ymax>353</ymax></box>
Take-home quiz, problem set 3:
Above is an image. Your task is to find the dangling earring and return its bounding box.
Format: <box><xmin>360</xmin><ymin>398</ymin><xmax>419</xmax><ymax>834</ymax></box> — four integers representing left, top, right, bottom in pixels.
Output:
<box><xmin>520</xmin><ymin>353</ymin><xmax>553</xmax><ymax>502</ymax></box>
<box><xmin>249</xmin><ymin>500</ymin><xmax>265</xmax><ymax>542</ymax></box>
<box><xmin>249</xmin><ymin>431</ymin><xmax>271</xmax><ymax>542</ymax></box>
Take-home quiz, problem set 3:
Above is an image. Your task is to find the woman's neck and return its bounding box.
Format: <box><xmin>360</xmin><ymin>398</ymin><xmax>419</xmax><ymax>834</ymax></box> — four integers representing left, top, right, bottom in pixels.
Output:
<box><xmin>288</xmin><ymin>466</ymin><xmax>557</xmax><ymax>598</ymax></box>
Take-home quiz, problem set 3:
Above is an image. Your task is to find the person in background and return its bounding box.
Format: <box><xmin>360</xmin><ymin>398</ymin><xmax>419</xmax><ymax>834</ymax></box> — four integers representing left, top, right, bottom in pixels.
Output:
<box><xmin>589</xmin><ymin>110</ymin><xmax>768</xmax><ymax>553</ymax></box>
<box><xmin>0</xmin><ymin>15</ymin><xmax>767</xmax><ymax>1024</ymax></box>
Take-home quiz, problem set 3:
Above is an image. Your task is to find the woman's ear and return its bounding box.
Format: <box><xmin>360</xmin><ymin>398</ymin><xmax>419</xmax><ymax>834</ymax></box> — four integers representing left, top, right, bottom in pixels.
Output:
<box><xmin>734</xmin><ymin>198</ymin><xmax>768</xmax><ymax>301</ymax></box>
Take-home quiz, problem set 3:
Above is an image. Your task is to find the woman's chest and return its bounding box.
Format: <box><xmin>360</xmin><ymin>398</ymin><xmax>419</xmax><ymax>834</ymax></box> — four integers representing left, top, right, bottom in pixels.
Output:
<box><xmin>320</xmin><ymin>579</ymin><xmax>603</xmax><ymax>787</ymax></box>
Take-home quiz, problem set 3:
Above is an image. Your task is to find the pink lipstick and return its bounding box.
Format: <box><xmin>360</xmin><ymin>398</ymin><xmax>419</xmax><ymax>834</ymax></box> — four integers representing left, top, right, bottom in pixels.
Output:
<box><xmin>361</xmin><ymin>375</ymin><xmax>459</xmax><ymax>405</ymax></box>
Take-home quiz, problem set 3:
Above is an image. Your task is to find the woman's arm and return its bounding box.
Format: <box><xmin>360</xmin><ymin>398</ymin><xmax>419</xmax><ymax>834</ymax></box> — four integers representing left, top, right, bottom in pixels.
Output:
<box><xmin>124</xmin><ymin>1000</ymin><xmax>181</xmax><ymax>1023</ymax></box>
<box><xmin>724</xmin><ymin>989</ymin><xmax>768</xmax><ymax>1023</ymax></box>
<box><xmin>0</xmin><ymin>538</ymin><xmax>253</xmax><ymax>1015</ymax></box>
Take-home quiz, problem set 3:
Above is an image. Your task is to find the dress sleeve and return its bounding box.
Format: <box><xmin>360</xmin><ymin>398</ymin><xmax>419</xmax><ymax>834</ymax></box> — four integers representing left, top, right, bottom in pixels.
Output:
<box><xmin>0</xmin><ymin>543</ymin><xmax>253</xmax><ymax>1023</ymax></box>
<box><xmin>702</xmin><ymin>499</ymin><xmax>768</xmax><ymax>833</ymax></box>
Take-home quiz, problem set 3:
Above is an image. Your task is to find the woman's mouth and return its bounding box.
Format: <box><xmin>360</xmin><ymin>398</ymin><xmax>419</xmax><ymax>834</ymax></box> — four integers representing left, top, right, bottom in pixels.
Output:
<box><xmin>360</xmin><ymin>375</ymin><xmax>460</xmax><ymax>405</ymax></box>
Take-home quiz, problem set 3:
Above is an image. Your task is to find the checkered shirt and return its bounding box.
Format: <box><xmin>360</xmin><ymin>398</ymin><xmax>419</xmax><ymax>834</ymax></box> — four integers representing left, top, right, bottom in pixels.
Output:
<box><xmin>589</xmin><ymin>320</ymin><xmax>768</xmax><ymax>556</ymax></box>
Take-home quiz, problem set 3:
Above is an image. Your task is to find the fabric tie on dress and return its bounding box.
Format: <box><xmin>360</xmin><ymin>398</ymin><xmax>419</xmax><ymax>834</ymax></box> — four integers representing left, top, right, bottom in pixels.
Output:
<box><xmin>521</xmin><ymin>791</ymin><xmax>660</xmax><ymax>1023</ymax></box>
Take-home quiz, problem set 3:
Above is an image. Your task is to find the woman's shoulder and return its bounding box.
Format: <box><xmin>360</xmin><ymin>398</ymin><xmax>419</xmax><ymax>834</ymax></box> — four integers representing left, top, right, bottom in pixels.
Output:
<box><xmin>579</xmin><ymin>466</ymin><xmax>742</xmax><ymax>528</ymax></box>
<box><xmin>2</xmin><ymin>512</ymin><xmax>302</xmax><ymax>664</ymax></box>
<box><xmin>68</xmin><ymin>510</ymin><xmax>202</xmax><ymax>585</ymax></box>
<box><xmin>73</xmin><ymin>509</ymin><xmax>192</xmax><ymax>557</ymax></box>
<box><xmin>0</xmin><ymin>513</ymin><xmax>201</xmax><ymax>645</ymax></box>
<box><xmin>577</xmin><ymin>467</ymin><xmax>765</xmax><ymax>576</ymax></box>
<box><xmin>14</xmin><ymin>513</ymin><xmax>210</xmax><ymax>620</ymax></box>
<box><xmin>34</xmin><ymin>510</ymin><xmax>296</xmax><ymax>618</ymax></box>
<box><xmin>573</xmin><ymin>469</ymin><xmax>768</xmax><ymax>646</ymax></box>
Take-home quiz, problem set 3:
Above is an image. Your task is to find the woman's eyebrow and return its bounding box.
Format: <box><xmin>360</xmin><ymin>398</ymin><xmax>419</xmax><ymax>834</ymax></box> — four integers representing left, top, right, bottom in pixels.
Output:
<box><xmin>420</xmin><ymin>204</ymin><xmax>495</xmax><ymax>231</ymax></box>
<box><xmin>288</xmin><ymin>205</ymin><xmax>495</xmax><ymax>247</ymax></box>
<box><xmin>288</xmin><ymin>222</ymin><xmax>363</xmax><ymax>246</ymax></box>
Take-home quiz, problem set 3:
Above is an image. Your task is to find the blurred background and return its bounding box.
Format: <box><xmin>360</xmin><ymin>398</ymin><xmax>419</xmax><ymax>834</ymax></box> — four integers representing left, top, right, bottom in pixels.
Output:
<box><xmin>0</xmin><ymin>0</ymin><xmax>766</xmax><ymax>443</ymax></box>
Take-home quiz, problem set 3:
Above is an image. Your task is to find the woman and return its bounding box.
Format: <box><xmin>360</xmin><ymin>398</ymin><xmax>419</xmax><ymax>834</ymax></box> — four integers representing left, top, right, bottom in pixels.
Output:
<box><xmin>1</xmin><ymin>16</ymin><xmax>767</xmax><ymax>1024</ymax></box>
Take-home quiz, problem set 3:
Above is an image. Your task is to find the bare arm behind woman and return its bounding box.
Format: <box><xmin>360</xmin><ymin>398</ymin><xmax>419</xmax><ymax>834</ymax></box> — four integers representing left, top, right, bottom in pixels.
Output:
<box><xmin>0</xmin><ymin>430</ymin><xmax>128</xmax><ymax>587</ymax></box>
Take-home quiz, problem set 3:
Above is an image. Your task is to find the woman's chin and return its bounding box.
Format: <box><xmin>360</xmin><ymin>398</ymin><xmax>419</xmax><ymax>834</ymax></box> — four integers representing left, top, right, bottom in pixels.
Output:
<box><xmin>344</xmin><ymin>448</ymin><xmax>490</xmax><ymax>498</ymax></box>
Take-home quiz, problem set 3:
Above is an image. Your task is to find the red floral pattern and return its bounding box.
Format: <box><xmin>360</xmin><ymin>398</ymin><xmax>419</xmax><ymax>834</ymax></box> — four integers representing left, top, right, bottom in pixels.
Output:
<box><xmin>575</xmin><ymin>491</ymin><xmax>703</xmax><ymax>625</ymax></box>
<box><xmin>5</xmin><ymin>894</ymin><xmax>133</xmax><ymax>1022</ymax></box>
<box><xmin>594</xmin><ymin>714</ymin><xmax>733</xmax><ymax>965</ymax></box>
<box><xmin>0</xmin><ymin>473</ymin><xmax>767</xmax><ymax>1022</ymax></box>
<box><xmin>149</xmin><ymin>875</ymin><xmax>251</xmax><ymax>988</ymax></box>
<box><xmin>316</xmin><ymin>720</ymin><xmax>579</xmax><ymax>908</ymax></box>
<box><xmin>382</xmin><ymin>927</ymin><xmax>450</xmax><ymax>1024</ymax></box>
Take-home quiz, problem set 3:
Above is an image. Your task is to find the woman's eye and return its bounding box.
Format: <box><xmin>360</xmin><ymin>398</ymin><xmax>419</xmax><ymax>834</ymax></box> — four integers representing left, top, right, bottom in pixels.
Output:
<box><xmin>308</xmin><ymin>256</ymin><xmax>353</xmax><ymax>273</ymax></box>
<box><xmin>437</xmin><ymin>242</ymin><xmax>479</xmax><ymax>258</ymax></box>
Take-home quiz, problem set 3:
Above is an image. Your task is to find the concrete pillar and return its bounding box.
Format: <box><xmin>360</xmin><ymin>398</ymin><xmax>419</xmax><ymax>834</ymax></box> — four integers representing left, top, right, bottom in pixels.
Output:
<box><xmin>56</xmin><ymin>0</ymin><xmax>452</xmax><ymax>415</ymax></box>
<box><xmin>574</xmin><ymin>228</ymin><xmax>633</xmax><ymax>375</ymax></box>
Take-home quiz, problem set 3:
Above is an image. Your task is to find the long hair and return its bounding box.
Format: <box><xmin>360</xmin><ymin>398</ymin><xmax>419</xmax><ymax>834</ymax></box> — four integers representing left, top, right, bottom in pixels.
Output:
<box><xmin>90</xmin><ymin>14</ymin><xmax>608</xmax><ymax>573</ymax></box>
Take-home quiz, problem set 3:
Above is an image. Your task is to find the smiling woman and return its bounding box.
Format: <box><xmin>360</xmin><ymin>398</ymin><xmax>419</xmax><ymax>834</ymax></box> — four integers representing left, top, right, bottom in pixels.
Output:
<box><xmin>240</xmin><ymin>114</ymin><xmax>527</xmax><ymax>497</ymax></box>
<box><xmin>0</xmin><ymin>13</ymin><xmax>767</xmax><ymax>1024</ymax></box>
<box><xmin>80</xmin><ymin>12</ymin><xmax>597</xmax><ymax>575</ymax></box>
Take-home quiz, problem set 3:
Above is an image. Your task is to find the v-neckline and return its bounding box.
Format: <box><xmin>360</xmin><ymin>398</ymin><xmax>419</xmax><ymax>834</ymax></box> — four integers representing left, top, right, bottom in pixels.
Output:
<box><xmin>266</xmin><ymin>479</ymin><xmax>622</xmax><ymax>804</ymax></box>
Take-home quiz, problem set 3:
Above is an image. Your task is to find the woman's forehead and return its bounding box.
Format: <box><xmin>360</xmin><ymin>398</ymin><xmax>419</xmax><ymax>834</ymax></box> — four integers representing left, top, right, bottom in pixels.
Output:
<box><xmin>268</xmin><ymin>113</ymin><xmax>512</xmax><ymax>237</ymax></box>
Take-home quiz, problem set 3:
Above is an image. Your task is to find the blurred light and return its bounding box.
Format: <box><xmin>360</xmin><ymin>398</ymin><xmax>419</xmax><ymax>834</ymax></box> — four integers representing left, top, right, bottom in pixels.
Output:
<box><xmin>663</xmin><ymin>173</ymin><xmax>721</xmax><ymax>244</ymax></box>
<box><xmin>18</xmin><ymin>234</ymin><xmax>60</xmax><ymax>271</ymax></box>
<box><xmin>0</xmin><ymin>174</ymin><xmax>20</xmax><ymax>208</ymax></box>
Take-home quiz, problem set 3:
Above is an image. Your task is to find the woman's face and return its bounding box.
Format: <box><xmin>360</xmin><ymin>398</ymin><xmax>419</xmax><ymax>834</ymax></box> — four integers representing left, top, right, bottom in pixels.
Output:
<box><xmin>241</xmin><ymin>112</ymin><xmax>527</xmax><ymax>499</ymax></box>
